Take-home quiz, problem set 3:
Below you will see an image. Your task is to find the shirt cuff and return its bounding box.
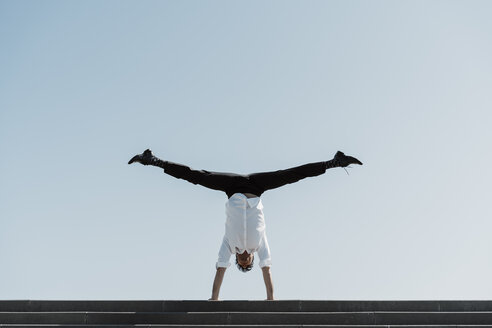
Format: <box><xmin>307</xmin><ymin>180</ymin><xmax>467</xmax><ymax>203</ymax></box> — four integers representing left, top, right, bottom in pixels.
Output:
<box><xmin>259</xmin><ymin>258</ymin><xmax>272</xmax><ymax>268</ymax></box>
<box><xmin>216</xmin><ymin>261</ymin><xmax>231</xmax><ymax>269</ymax></box>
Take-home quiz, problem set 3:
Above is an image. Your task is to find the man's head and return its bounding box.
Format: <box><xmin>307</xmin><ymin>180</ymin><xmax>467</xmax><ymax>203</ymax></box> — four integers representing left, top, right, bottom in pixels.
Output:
<box><xmin>235</xmin><ymin>251</ymin><xmax>254</xmax><ymax>272</ymax></box>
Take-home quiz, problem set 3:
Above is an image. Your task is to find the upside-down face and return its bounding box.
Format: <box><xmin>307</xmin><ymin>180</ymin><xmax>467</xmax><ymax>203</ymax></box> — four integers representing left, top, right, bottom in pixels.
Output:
<box><xmin>236</xmin><ymin>251</ymin><xmax>254</xmax><ymax>269</ymax></box>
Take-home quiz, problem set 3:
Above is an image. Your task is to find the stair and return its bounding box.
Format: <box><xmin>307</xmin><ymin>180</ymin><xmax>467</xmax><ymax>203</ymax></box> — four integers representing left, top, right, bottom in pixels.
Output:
<box><xmin>1</xmin><ymin>300</ymin><xmax>492</xmax><ymax>327</ymax></box>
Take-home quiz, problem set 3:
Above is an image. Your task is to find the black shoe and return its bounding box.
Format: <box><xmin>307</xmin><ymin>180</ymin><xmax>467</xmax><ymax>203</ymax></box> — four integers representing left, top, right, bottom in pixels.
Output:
<box><xmin>333</xmin><ymin>151</ymin><xmax>363</xmax><ymax>167</ymax></box>
<box><xmin>128</xmin><ymin>149</ymin><xmax>154</xmax><ymax>165</ymax></box>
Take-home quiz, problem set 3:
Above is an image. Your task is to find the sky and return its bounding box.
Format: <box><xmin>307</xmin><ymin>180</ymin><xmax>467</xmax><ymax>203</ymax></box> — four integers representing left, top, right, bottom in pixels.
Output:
<box><xmin>1</xmin><ymin>0</ymin><xmax>492</xmax><ymax>301</ymax></box>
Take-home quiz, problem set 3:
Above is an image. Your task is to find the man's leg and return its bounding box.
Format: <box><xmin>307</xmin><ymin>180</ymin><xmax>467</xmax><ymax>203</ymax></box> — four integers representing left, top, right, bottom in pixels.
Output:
<box><xmin>248</xmin><ymin>151</ymin><xmax>362</xmax><ymax>192</ymax></box>
<box><xmin>128</xmin><ymin>149</ymin><xmax>238</xmax><ymax>193</ymax></box>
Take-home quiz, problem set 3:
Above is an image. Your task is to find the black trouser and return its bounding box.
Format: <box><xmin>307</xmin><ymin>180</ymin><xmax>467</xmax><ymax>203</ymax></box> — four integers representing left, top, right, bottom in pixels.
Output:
<box><xmin>160</xmin><ymin>160</ymin><xmax>328</xmax><ymax>198</ymax></box>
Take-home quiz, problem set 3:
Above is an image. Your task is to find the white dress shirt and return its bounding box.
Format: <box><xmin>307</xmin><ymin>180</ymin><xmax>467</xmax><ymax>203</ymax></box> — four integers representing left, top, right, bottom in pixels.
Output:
<box><xmin>216</xmin><ymin>193</ymin><xmax>272</xmax><ymax>268</ymax></box>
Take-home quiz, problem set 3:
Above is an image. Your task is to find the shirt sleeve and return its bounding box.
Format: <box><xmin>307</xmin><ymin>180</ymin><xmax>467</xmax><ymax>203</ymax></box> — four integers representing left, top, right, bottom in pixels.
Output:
<box><xmin>257</xmin><ymin>234</ymin><xmax>272</xmax><ymax>268</ymax></box>
<box><xmin>216</xmin><ymin>236</ymin><xmax>232</xmax><ymax>268</ymax></box>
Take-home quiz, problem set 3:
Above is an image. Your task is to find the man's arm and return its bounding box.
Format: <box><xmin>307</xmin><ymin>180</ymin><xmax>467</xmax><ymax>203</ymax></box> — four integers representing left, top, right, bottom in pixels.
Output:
<box><xmin>211</xmin><ymin>237</ymin><xmax>232</xmax><ymax>300</ymax></box>
<box><xmin>210</xmin><ymin>267</ymin><xmax>226</xmax><ymax>300</ymax></box>
<box><xmin>261</xmin><ymin>266</ymin><xmax>274</xmax><ymax>300</ymax></box>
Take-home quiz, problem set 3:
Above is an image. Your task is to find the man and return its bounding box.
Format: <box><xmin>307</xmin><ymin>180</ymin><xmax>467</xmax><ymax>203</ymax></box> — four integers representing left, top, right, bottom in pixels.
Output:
<box><xmin>128</xmin><ymin>149</ymin><xmax>362</xmax><ymax>300</ymax></box>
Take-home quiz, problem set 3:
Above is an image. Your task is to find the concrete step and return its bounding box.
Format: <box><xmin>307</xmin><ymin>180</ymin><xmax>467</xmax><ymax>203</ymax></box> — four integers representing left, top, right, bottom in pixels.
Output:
<box><xmin>3</xmin><ymin>311</ymin><xmax>492</xmax><ymax>325</ymax></box>
<box><xmin>3</xmin><ymin>326</ymin><xmax>492</xmax><ymax>328</ymax></box>
<box><xmin>4</xmin><ymin>326</ymin><xmax>492</xmax><ymax>328</ymax></box>
<box><xmin>2</xmin><ymin>301</ymin><xmax>492</xmax><ymax>327</ymax></box>
<box><xmin>2</xmin><ymin>300</ymin><xmax>492</xmax><ymax>313</ymax></box>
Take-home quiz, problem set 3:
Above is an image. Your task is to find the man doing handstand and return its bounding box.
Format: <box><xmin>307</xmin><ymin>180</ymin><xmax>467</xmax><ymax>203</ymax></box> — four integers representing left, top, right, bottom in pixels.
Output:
<box><xmin>128</xmin><ymin>149</ymin><xmax>362</xmax><ymax>300</ymax></box>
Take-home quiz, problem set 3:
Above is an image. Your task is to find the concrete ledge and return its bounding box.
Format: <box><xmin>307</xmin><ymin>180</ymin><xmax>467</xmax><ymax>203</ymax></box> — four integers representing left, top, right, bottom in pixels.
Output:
<box><xmin>0</xmin><ymin>325</ymin><xmax>380</xmax><ymax>328</ymax></box>
<box><xmin>3</xmin><ymin>325</ymin><xmax>492</xmax><ymax>328</ymax></box>
<box><xmin>2</xmin><ymin>300</ymin><xmax>492</xmax><ymax>313</ymax></box>
<box><xmin>2</xmin><ymin>311</ymin><xmax>492</xmax><ymax>325</ymax></box>
<box><xmin>2</xmin><ymin>301</ymin><xmax>492</xmax><ymax>326</ymax></box>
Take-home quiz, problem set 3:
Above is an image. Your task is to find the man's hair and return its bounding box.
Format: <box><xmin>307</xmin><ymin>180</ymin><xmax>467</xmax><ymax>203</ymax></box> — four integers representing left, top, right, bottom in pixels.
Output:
<box><xmin>235</xmin><ymin>254</ymin><xmax>254</xmax><ymax>273</ymax></box>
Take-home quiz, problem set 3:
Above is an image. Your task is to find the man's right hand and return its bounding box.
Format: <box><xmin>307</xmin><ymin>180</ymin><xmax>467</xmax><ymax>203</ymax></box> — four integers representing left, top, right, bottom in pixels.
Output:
<box><xmin>211</xmin><ymin>267</ymin><xmax>226</xmax><ymax>301</ymax></box>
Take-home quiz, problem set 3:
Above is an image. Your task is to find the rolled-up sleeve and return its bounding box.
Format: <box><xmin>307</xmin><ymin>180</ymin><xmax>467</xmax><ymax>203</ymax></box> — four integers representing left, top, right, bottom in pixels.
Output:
<box><xmin>216</xmin><ymin>236</ymin><xmax>232</xmax><ymax>268</ymax></box>
<box><xmin>257</xmin><ymin>234</ymin><xmax>272</xmax><ymax>268</ymax></box>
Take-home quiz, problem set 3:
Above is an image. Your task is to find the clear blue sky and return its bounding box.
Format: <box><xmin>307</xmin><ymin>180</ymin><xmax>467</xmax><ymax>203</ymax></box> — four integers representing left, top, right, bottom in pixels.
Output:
<box><xmin>1</xmin><ymin>0</ymin><xmax>491</xmax><ymax>300</ymax></box>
